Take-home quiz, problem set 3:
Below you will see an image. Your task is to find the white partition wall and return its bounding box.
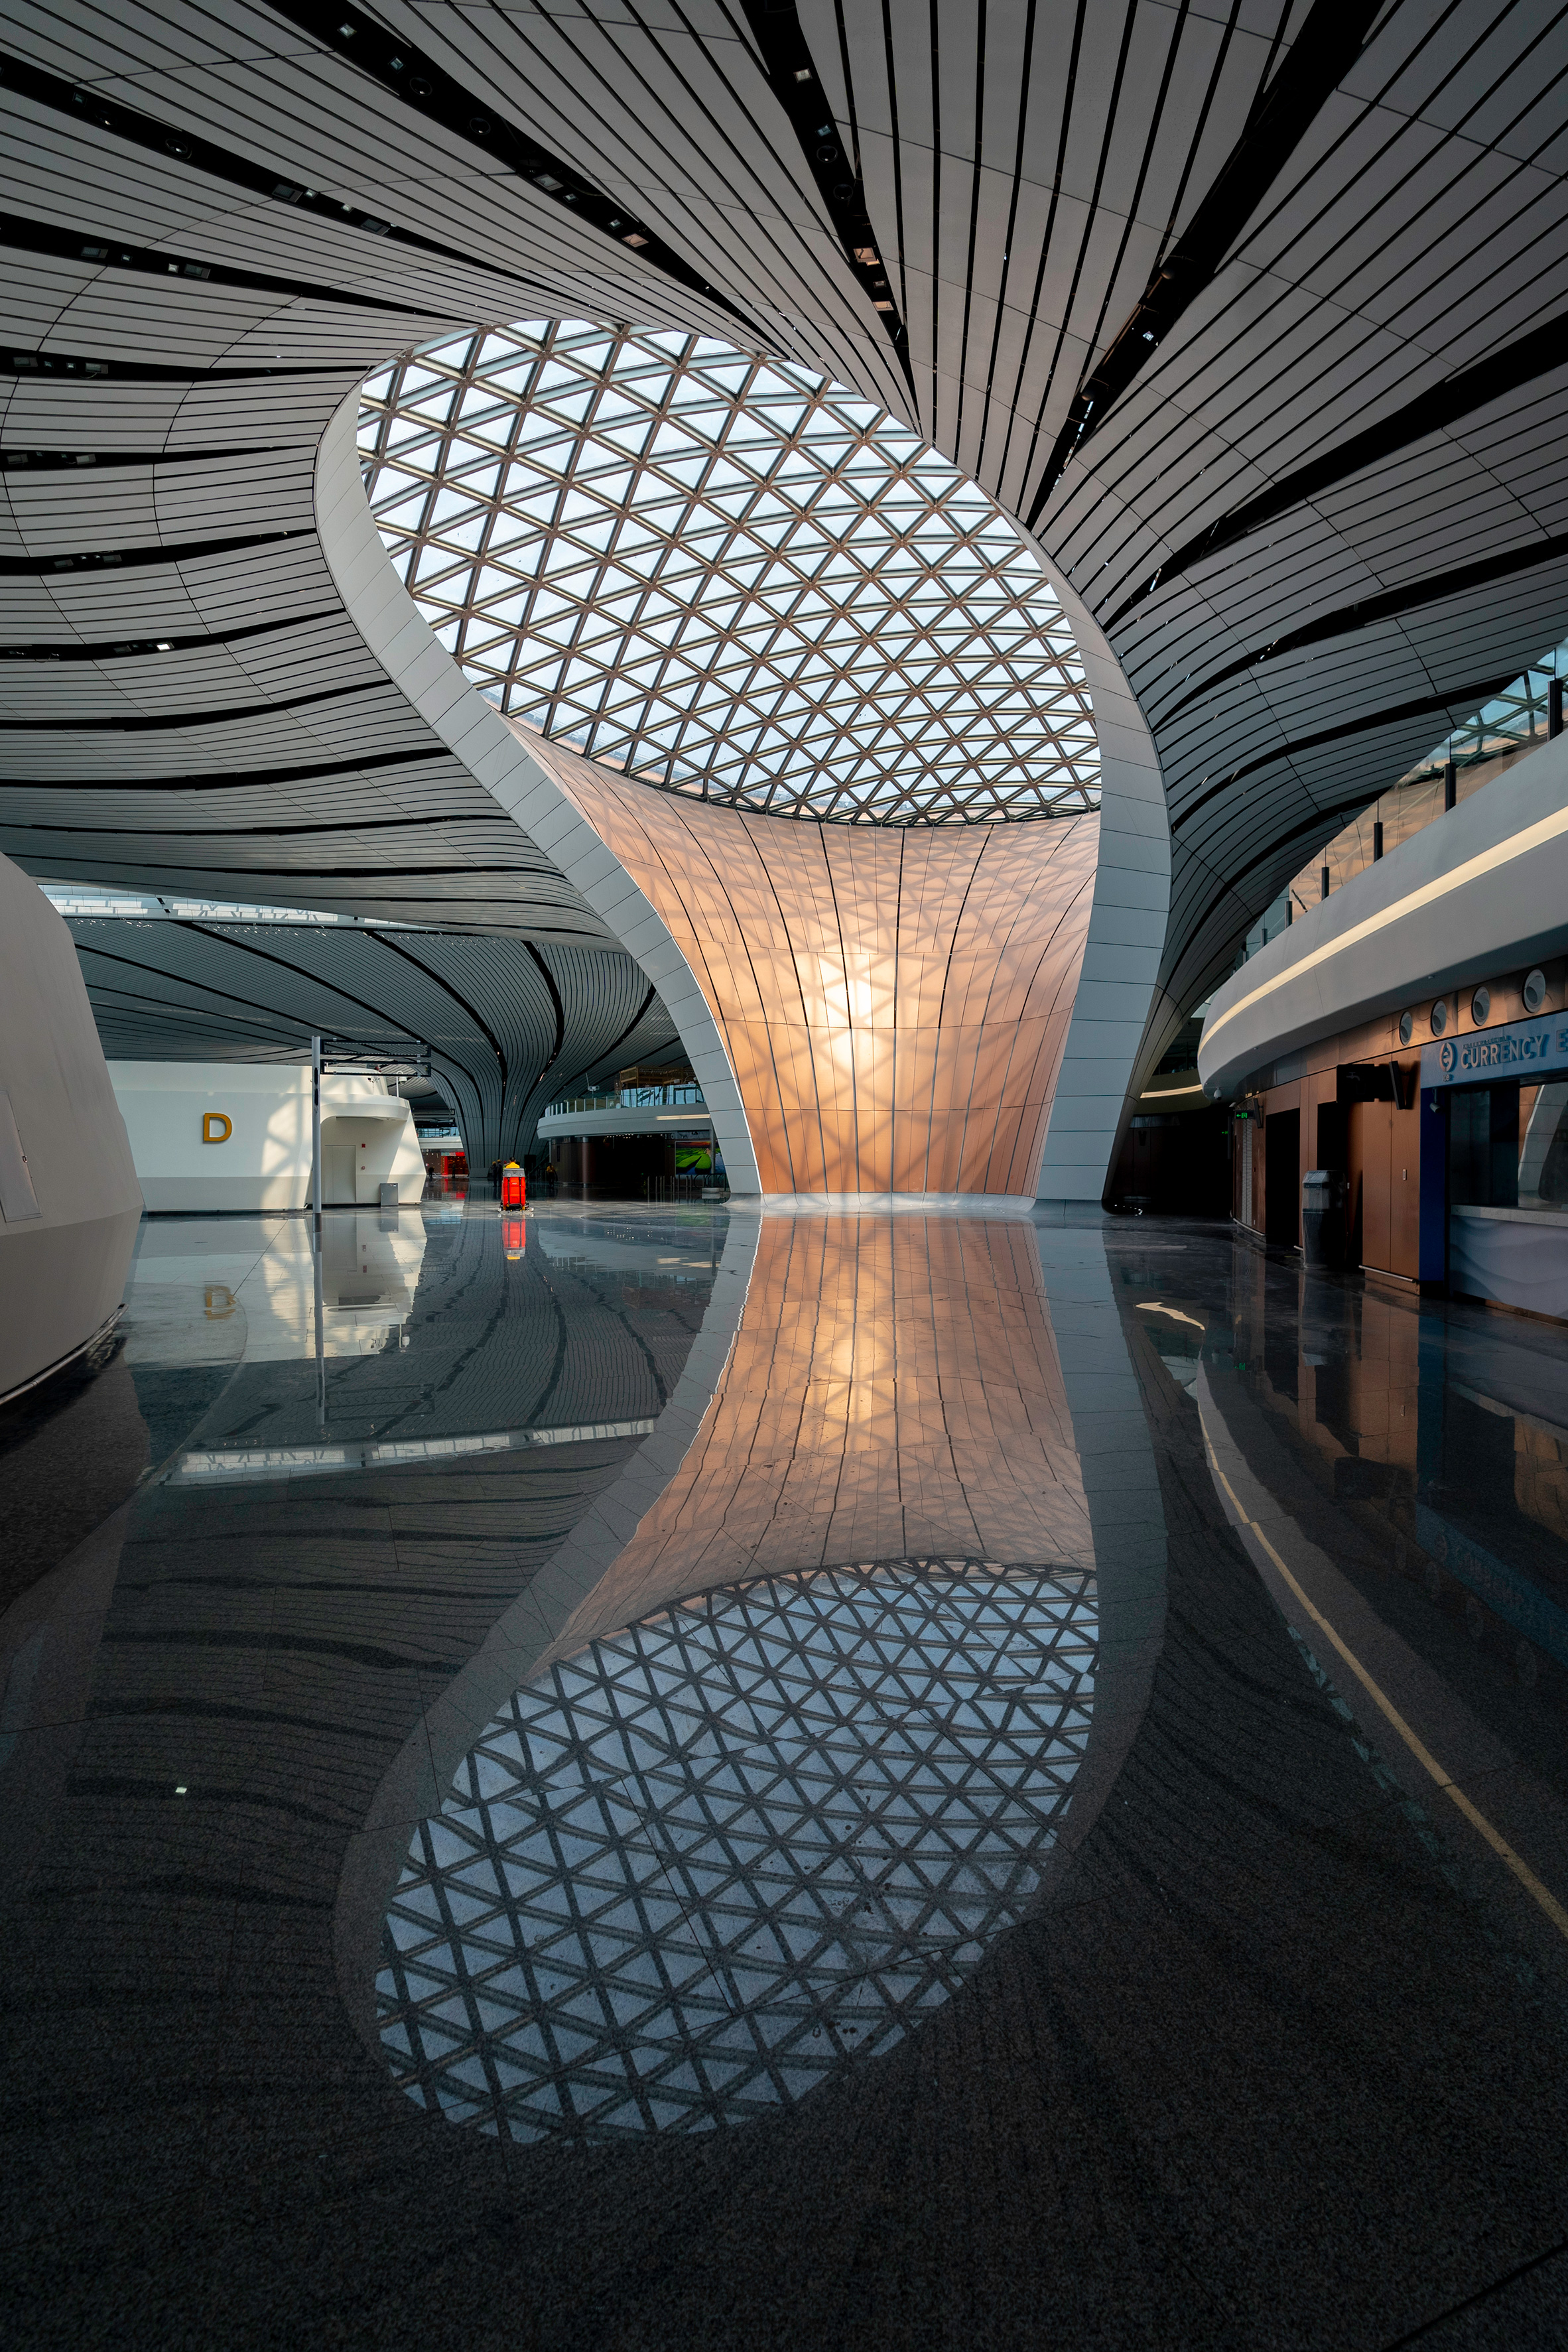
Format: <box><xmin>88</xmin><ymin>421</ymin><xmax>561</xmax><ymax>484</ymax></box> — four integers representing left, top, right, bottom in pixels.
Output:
<box><xmin>109</xmin><ymin>1066</ymin><xmax>426</xmax><ymax>1213</ymax></box>
<box><xmin>0</xmin><ymin>856</ymin><xmax>143</xmax><ymax>1400</ymax></box>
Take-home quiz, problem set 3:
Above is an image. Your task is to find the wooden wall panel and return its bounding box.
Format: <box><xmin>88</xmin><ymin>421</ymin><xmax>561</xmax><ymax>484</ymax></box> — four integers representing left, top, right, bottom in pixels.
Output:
<box><xmin>1390</xmin><ymin>1104</ymin><xmax>1421</xmax><ymax>1278</ymax></box>
<box><xmin>1355</xmin><ymin>1098</ymin><xmax>1423</xmax><ymax>1281</ymax></box>
<box><xmin>529</xmin><ymin>732</ymin><xmax>1100</xmax><ymax>1195</ymax></box>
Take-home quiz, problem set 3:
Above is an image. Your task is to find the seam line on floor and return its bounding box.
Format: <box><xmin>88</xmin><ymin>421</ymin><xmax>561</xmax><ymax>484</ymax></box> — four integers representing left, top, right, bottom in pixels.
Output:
<box><xmin>1200</xmin><ymin>1424</ymin><xmax>1568</xmax><ymax>1944</ymax></box>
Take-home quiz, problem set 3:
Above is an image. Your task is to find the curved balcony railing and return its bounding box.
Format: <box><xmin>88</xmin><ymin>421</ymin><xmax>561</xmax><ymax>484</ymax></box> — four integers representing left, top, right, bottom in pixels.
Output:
<box><xmin>542</xmin><ymin>1082</ymin><xmax>706</xmax><ymax>1118</ymax></box>
<box><xmin>1238</xmin><ymin>635</ymin><xmax>1568</xmax><ymax>967</ymax></box>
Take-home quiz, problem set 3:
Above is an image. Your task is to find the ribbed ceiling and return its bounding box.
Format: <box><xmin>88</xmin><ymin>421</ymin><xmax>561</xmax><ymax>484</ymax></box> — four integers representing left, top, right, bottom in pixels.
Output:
<box><xmin>65</xmin><ymin>913</ymin><xmax>677</xmax><ymax>1166</ymax></box>
<box><xmin>0</xmin><ymin>0</ymin><xmax>1564</xmax><ymax>1135</ymax></box>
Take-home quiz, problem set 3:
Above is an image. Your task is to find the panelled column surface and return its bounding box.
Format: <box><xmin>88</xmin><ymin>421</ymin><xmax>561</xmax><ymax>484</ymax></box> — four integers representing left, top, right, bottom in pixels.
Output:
<box><xmin>521</xmin><ymin>739</ymin><xmax>1099</xmax><ymax>1197</ymax></box>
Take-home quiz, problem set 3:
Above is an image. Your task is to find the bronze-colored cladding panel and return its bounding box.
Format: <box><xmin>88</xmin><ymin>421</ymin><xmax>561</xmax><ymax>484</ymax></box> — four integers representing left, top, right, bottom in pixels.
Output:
<box><xmin>528</xmin><ymin>733</ymin><xmax>1098</xmax><ymax>1194</ymax></box>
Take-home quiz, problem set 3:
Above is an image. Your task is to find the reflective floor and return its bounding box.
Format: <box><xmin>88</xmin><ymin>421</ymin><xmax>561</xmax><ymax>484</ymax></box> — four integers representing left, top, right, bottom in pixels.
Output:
<box><xmin>3</xmin><ymin>1201</ymin><xmax>1568</xmax><ymax>2346</ymax></box>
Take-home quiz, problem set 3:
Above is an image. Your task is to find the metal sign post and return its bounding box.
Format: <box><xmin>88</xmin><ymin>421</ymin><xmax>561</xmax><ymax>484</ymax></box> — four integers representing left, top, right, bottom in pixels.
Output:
<box><xmin>306</xmin><ymin>1033</ymin><xmax>433</xmax><ymax>1216</ymax></box>
<box><xmin>312</xmin><ymin>1216</ymin><xmax>327</xmax><ymax>1428</ymax></box>
<box><xmin>310</xmin><ymin>1033</ymin><xmax>322</xmax><ymax>1229</ymax></box>
<box><xmin>310</xmin><ymin>1033</ymin><xmax>325</xmax><ymax>1426</ymax></box>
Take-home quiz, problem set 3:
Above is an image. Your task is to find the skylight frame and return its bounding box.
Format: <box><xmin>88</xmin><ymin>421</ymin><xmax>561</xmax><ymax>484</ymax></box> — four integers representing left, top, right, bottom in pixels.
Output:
<box><xmin>359</xmin><ymin>322</ymin><xmax>1102</xmax><ymax>826</ymax></box>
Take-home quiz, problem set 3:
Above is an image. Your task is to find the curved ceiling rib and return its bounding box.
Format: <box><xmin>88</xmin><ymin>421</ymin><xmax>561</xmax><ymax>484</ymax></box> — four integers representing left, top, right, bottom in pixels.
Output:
<box><xmin>1025</xmin><ymin>0</ymin><xmax>1386</xmax><ymax>525</ymax></box>
<box><xmin>67</xmin><ymin>915</ymin><xmax>680</xmax><ymax>1168</ymax></box>
<box><xmin>0</xmin><ymin>0</ymin><xmax>1559</xmax><ymax>1167</ymax></box>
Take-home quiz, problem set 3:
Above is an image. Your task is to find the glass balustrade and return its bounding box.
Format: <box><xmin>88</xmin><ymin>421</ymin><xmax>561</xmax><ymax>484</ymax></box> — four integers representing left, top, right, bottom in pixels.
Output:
<box><xmin>543</xmin><ymin>1082</ymin><xmax>707</xmax><ymax>1118</ymax></box>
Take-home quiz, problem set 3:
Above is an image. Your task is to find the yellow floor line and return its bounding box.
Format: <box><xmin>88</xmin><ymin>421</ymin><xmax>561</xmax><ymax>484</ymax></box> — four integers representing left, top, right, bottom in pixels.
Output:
<box><xmin>1201</xmin><ymin>1427</ymin><xmax>1568</xmax><ymax>1944</ymax></box>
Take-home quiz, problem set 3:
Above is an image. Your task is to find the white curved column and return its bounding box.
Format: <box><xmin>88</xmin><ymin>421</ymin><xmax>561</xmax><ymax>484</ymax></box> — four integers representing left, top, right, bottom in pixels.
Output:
<box><xmin>1033</xmin><ymin>570</ymin><xmax>1171</xmax><ymax>1201</ymax></box>
<box><xmin>313</xmin><ymin>391</ymin><xmax>765</xmax><ymax>1196</ymax></box>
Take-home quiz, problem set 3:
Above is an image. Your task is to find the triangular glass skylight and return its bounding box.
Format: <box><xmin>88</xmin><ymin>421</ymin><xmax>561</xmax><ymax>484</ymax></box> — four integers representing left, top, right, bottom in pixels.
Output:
<box><xmin>359</xmin><ymin>322</ymin><xmax>1100</xmax><ymax>826</ymax></box>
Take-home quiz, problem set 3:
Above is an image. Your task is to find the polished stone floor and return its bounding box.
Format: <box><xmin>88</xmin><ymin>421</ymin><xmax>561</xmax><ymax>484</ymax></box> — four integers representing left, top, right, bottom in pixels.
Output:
<box><xmin>2</xmin><ymin>1199</ymin><xmax>1567</xmax><ymax>2347</ymax></box>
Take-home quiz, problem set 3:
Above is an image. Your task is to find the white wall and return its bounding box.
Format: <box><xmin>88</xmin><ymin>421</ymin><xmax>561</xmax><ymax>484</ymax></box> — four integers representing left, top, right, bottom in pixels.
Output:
<box><xmin>0</xmin><ymin>853</ymin><xmax>145</xmax><ymax>1400</ymax></box>
<box><xmin>109</xmin><ymin>1064</ymin><xmax>426</xmax><ymax>1212</ymax></box>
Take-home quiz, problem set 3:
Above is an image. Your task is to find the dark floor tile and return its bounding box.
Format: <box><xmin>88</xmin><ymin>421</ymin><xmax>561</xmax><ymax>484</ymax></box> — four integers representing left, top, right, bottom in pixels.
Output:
<box><xmin>1406</xmin><ymin>2242</ymin><xmax>1568</xmax><ymax>2347</ymax></box>
<box><xmin>5</xmin><ymin>1204</ymin><xmax>1568</xmax><ymax>2345</ymax></box>
<box><xmin>0</xmin><ymin>1350</ymin><xmax>149</xmax><ymax>1614</ymax></box>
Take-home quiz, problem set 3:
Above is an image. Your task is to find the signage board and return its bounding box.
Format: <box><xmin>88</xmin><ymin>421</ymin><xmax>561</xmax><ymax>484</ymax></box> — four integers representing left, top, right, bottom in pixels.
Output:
<box><xmin>1421</xmin><ymin>1012</ymin><xmax>1568</xmax><ymax>1090</ymax></box>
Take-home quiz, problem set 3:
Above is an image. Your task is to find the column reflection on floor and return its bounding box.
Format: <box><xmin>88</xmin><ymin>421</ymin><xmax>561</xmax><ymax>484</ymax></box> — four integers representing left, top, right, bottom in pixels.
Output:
<box><xmin>11</xmin><ymin>1205</ymin><xmax>1568</xmax><ymax>2344</ymax></box>
<box><xmin>0</xmin><ymin>1195</ymin><xmax>731</xmax><ymax>2171</ymax></box>
<box><xmin>369</xmin><ymin>1213</ymin><xmax>1154</xmax><ymax>2139</ymax></box>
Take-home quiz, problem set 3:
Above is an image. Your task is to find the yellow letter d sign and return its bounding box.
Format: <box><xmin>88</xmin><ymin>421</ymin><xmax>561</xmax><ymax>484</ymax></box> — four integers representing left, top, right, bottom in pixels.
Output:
<box><xmin>202</xmin><ymin>1112</ymin><xmax>233</xmax><ymax>1145</ymax></box>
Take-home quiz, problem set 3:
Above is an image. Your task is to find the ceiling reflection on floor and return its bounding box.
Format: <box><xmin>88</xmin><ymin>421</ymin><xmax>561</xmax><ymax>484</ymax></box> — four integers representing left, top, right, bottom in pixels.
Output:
<box><xmin>15</xmin><ymin>1203</ymin><xmax>1568</xmax><ymax>2340</ymax></box>
<box><xmin>123</xmin><ymin>1203</ymin><xmax>725</xmax><ymax>1474</ymax></box>
<box><xmin>378</xmin><ymin>1554</ymin><xmax>1096</xmax><ymax>2138</ymax></box>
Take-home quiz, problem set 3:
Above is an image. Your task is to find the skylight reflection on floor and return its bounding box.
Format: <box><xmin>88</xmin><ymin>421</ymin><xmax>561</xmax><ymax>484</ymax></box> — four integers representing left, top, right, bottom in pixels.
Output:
<box><xmin>378</xmin><ymin>1556</ymin><xmax>1097</xmax><ymax>2139</ymax></box>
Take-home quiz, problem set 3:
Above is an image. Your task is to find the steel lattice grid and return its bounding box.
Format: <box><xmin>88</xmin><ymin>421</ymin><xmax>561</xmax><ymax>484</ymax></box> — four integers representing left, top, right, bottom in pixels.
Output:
<box><xmin>358</xmin><ymin>322</ymin><xmax>1100</xmax><ymax>826</ymax></box>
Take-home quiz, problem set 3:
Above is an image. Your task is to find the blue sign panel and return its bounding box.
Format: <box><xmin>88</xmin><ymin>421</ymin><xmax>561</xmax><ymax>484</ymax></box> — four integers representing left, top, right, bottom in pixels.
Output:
<box><xmin>1421</xmin><ymin>1012</ymin><xmax>1568</xmax><ymax>1089</ymax></box>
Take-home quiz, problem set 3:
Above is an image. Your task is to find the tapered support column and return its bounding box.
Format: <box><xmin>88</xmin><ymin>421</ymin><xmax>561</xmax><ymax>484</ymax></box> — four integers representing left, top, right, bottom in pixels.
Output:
<box><xmin>319</xmin><ymin>391</ymin><xmax>1166</xmax><ymax>1203</ymax></box>
<box><xmin>519</xmin><ymin>736</ymin><xmax>1100</xmax><ymax>1199</ymax></box>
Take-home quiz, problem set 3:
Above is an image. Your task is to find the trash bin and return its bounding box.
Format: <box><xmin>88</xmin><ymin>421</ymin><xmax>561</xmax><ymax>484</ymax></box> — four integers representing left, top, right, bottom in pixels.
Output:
<box><xmin>499</xmin><ymin>1161</ymin><xmax>526</xmax><ymax>1210</ymax></box>
<box><xmin>1301</xmin><ymin>1169</ymin><xmax>1335</xmax><ymax>1267</ymax></box>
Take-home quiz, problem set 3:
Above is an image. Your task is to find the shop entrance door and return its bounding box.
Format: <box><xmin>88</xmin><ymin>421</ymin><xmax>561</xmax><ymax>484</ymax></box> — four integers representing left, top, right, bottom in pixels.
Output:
<box><xmin>1266</xmin><ymin>1108</ymin><xmax>1301</xmax><ymax>1247</ymax></box>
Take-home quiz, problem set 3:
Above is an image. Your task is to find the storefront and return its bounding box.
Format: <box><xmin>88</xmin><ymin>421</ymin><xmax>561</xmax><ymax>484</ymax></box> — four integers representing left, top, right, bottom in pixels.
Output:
<box><xmin>1228</xmin><ymin>976</ymin><xmax>1568</xmax><ymax>1317</ymax></box>
<box><xmin>1228</xmin><ymin>1033</ymin><xmax>1426</xmax><ymax>1281</ymax></box>
<box><xmin>547</xmin><ymin>1128</ymin><xmax>724</xmax><ymax>1197</ymax></box>
<box><xmin>1422</xmin><ymin>1006</ymin><xmax>1568</xmax><ymax>1316</ymax></box>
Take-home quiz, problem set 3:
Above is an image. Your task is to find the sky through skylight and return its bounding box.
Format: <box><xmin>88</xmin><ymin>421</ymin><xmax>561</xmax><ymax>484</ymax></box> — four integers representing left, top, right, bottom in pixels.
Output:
<box><xmin>359</xmin><ymin>321</ymin><xmax>1100</xmax><ymax>825</ymax></box>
